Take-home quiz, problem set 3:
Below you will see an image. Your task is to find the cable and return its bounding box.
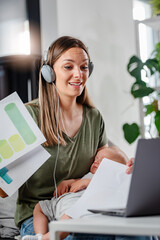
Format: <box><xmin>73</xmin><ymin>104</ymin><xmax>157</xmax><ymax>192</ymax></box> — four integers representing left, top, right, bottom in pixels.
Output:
<box><xmin>52</xmin><ymin>82</ymin><xmax>60</xmax><ymax>201</ymax></box>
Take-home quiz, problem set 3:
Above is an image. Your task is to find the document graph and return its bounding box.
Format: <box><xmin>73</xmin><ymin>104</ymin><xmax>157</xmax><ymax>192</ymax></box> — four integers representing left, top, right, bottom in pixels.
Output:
<box><xmin>0</xmin><ymin>102</ymin><xmax>37</xmax><ymax>162</ymax></box>
<box><xmin>5</xmin><ymin>103</ymin><xmax>36</xmax><ymax>145</ymax></box>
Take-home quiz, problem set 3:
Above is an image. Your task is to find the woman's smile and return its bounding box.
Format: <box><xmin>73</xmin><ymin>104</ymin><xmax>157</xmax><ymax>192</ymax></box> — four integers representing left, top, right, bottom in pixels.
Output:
<box><xmin>69</xmin><ymin>81</ymin><xmax>83</xmax><ymax>87</ymax></box>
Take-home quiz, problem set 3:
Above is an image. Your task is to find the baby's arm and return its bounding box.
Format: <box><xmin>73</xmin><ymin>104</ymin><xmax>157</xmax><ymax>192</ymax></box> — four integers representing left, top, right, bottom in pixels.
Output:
<box><xmin>54</xmin><ymin>179</ymin><xmax>78</xmax><ymax>197</ymax></box>
<box><xmin>69</xmin><ymin>178</ymin><xmax>91</xmax><ymax>193</ymax></box>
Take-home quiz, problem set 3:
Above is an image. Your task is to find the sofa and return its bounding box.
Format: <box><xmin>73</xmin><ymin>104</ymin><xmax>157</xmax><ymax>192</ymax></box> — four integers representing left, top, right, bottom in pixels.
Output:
<box><xmin>0</xmin><ymin>191</ymin><xmax>20</xmax><ymax>240</ymax></box>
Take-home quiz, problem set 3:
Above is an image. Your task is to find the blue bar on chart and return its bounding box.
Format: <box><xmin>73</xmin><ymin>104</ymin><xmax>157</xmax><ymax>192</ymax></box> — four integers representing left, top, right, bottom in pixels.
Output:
<box><xmin>0</xmin><ymin>167</ymin><xmax>13</xmax><ymax>184</ymax></box>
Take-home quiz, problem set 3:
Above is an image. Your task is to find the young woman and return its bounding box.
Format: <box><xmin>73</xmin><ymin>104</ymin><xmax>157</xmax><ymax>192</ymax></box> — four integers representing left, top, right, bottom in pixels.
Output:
<box><xmin>0</xmin><ymin>36</ymin><xmax>138</xmax><ymax>240</ymax></box>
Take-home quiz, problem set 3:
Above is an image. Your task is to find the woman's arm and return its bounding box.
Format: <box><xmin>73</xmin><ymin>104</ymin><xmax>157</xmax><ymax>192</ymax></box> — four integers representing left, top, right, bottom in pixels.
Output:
<box><xmin>97</xmin><ymin>144</ymin><xmax>129</xmax><ymax>165</ymax></box>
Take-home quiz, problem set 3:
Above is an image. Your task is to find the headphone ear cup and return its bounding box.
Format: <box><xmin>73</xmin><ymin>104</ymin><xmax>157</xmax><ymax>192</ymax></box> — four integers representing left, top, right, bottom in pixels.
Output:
<box><xmin>41</xmin><ymin>65</ymin><xmax>56</xmax><ymax>83</ymax></box>
<box><xmin>88</xmin><ymin>61</ymin><xmax>94</xmax><ymax>77</ymax></box>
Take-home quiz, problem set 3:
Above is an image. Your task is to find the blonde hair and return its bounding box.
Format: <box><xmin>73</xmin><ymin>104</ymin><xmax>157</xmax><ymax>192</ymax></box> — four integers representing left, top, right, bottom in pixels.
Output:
<box><xmin>39</xmin><ymin>36</ymin><xmax>95</xmax><ymax>146</ymax></box>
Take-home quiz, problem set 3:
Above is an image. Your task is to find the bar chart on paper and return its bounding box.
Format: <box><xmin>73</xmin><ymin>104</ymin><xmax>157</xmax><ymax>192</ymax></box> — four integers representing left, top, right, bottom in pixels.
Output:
<box><xmin>0</xmin><ymin>92</ymin><xmax>49</xmax><ymax>195</ymax></box>
<box><xmin>0</xmin><ymin>102</ymin><xmax>37</xmax><ymax>184</ymax></box>
<box><xmin>0</xmin><ymin>92</ymin><xmax>46</xmax><ymax>170</ymax></box>
<box><xmin>0</xmin><ymin>102</ymin><xmax>37</xmax><ymax>162</ymax></box>
<box><xmin>5</xmin><ymin>102</ymin><xmax>37</xmax><ymax>145</ymax></box>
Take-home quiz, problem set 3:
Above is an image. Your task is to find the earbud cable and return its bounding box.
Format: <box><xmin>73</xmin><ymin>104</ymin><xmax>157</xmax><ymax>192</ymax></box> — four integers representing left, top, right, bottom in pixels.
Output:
<box><xmin>52</xmin><ymin>82</ymin><xmax>60</xmax><ymax>201</ymax></box>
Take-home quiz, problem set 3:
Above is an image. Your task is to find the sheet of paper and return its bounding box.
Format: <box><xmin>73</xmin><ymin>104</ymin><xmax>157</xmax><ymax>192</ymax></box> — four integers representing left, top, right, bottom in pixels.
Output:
<box><xmin>0</xmin><ymin>92</ymin><xmax>46</xmax><ymax>169</ymax></box>
<box><xmin>0</xmin><ymin>145</ymin><xmax>50</xmax><ymax>196</ymax></box>
<box><xmin>65</xmin><ymin>158</ymin><xmax>131</xmax><ymax>218</ymax></box>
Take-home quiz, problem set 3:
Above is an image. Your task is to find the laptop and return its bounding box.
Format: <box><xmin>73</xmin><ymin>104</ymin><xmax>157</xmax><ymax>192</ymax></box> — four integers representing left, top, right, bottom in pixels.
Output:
<box><xmin>88</xmin><ymin>138</ymin><xmax>160</xmax><ymax>217</ymax></box>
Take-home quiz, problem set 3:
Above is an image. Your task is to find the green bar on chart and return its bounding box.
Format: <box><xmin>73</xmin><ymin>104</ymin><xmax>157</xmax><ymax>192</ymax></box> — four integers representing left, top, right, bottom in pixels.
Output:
<box><xmin>5</xmin><ymin>103</ymin><xmax>37</xmax><ymax>145</ymax></box>
<box><xmin>9</xmin><ymin>134</ymin><xmax>25</xmax><ymax>152</ymax></box>
<box><xmin>0</xmin><ymin>140</ymin><xmax>14</xmax><ymax>159</ymax></box>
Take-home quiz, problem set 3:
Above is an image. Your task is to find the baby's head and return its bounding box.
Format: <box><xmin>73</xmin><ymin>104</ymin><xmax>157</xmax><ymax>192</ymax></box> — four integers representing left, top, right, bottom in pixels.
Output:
<box><xmin>90</xmin><ymin>148</ymin><xmax>109</xmax><ymax>174</ymax></box>
<box><xmin>90</xmin><ymin>156</ymin><xmax>102</xmax><ymax>174</ymax></box>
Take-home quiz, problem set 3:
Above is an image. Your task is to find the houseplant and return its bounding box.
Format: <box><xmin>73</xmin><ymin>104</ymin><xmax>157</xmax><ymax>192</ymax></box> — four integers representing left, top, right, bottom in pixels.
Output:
<box><xmin>149</xmin><ymin>0</ymin><xmax>160</xmax><ymax>16</ymax></box>
<box><xmin>122</xmin><ymin>42</ymin><xmax>160</xmax><ymax>144</ymax></box>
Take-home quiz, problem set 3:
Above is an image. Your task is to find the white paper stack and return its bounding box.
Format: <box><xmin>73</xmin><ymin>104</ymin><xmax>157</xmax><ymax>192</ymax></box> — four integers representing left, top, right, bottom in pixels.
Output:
<box><xmin>0</xmin><ymin>92</ymin><xmax>50</xmax><ymax>196</ymax></box>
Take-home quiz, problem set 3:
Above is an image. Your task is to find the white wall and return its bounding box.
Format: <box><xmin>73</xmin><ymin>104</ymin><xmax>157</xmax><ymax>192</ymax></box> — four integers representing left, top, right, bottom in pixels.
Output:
<box><xmin>39</xmin><ymin>0</ymin><xmax>58</xmax><ymax>53</ymax></box>
<box><xmin>40</xmin><ymin>0</ymin><xmax>140</xmax><ymax>157</ymax></box>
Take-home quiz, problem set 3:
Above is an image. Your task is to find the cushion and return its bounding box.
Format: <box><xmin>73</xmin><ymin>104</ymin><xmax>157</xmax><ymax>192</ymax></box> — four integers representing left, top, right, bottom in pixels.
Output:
<box><xmin>0</xmin><ymin>191</ymin><xmax>19</xmax><ymax>238</ymax></box>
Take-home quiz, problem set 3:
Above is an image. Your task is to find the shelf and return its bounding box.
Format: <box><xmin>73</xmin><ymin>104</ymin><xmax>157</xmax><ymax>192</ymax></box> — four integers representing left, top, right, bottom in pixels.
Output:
<box><xmin>137</xmin><ymin>15</ymin><xmax>160</xmax><ymax>31</ymax></box>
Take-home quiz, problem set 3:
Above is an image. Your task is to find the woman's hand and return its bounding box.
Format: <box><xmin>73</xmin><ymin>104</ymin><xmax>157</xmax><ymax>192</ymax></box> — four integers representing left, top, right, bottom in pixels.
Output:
<box><xmin>70</xmin><ymin>178</ymin><xmax>91</xmax><ymax>193</ymax></box>
<box><xmin>0</xmin><ymin>188</ymin><xmax>8</xmax><ymax>198</ymax></box>
<box><xmin>126</xmin><ymin>158</ymin><xmax>134</xmax><ymax>174</ymax></box>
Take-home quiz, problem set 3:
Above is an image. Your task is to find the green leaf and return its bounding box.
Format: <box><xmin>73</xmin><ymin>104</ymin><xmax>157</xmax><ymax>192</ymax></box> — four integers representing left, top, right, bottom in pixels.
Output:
<box><xmin>155</xmin><ymin>42</ymin><xmax>160</xmax><ymax>49</ymax></box>
<box><xmin>123</xmin><ymin>123</ymin><xmax>140</xmax><ymax>144</ymax></box>
<box><xmin>131</xmin><ymin>82</ymin><xmax>155</xmax><ymax>98</ymax></box>
<box><xmin>144</xmin><ymin>58</ymin><xmax>159</xmax><ymax>75</ymax></box>
<box><xmin>152</xmin><ymin>42</ymin><xmax>160</xmax><ymax>62</ymax></box>
<box><xmin>155</xmin><ymin>111</ymin><xmax>160</xmax><ymax>134</ymax></box>
<box><xmin>155</xmin><ymin>42</ymin><xmax>160</xmax><ymax>61</ymax></box>
<box><xmin>127</xmin><ymin>56</ymin><xmax>143</xmax><ymax>82</ymax></box>
<box><xmin>145</xmin><ymin>100</ymin><xmax>158</xmax><ymax>115</ymax></box>
<box><xmin>145</xmin><ymin>104</ymin><xmax>155</xmax><ymax>115</ymax></box>
<box><xmin>149</xmin><ymin>0</ymin><xmax>160</xmax><ymax>15</ymax></box>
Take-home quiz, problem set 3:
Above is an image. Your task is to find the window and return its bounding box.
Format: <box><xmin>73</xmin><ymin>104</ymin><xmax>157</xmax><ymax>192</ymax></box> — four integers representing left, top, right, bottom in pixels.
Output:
<box><xmin>133</xmin><ymin>0</ymin><xmax>160</xmax><ymax>138</ymax></box>
<box><xmin>0</xmin><ymin>0</ymin><xmax>41</xmax><ymax>57</ymax></box>
<box><xmin>0</xmin><ymin>0</ymin><xmax>30</xmax><ymax>56</ymax></box>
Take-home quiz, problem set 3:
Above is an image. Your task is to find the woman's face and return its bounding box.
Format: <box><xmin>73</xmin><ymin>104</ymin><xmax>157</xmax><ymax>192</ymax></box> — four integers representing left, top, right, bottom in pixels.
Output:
<box><xmin>53</xmin><ymin>47</ymin><xmax>89</xmax><ymax>99</ymax></box>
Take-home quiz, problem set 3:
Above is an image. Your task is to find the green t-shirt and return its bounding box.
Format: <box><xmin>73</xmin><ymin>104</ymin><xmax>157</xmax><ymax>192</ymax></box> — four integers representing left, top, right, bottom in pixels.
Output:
<box><xmin>15</xmin><ymin>100</ymin><xmax>107</xmax><ymax>227</ymax></box>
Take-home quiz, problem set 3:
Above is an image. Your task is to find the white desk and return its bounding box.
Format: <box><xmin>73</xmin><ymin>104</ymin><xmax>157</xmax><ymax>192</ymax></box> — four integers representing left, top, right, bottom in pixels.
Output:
<box><xmin>49</xmin><ymin>214</ymin><xmax>160</xmax><ymax>240</ymax></box>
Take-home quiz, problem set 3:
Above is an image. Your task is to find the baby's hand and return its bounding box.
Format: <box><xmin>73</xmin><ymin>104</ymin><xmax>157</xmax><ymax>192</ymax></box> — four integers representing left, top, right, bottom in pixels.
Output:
<box><xmin>70</xmin><ymin>179</ymin><xmax>91</xmax><ymax>193</ymax></box>
<box><xmin>54</xmin><ymin>179</ymin><xmax>77</xmax><ymax>197</ymax></box>
<box><xmin>54</xmin><ymin>180</ymin><xmax>70</xmax><ymax>197</ymax></box>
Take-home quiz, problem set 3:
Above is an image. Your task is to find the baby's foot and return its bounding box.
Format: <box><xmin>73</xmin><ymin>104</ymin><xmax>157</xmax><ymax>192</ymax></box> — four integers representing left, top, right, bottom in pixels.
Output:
<box><xmin>22</xmin><ymin>234</ymin><xmax>42</xmax><ymax>240</ymax></box>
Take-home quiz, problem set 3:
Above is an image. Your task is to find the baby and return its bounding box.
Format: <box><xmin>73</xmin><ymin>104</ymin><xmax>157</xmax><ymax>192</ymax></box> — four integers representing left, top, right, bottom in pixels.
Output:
<box><xmin>22</xmin><ymin>148</ymin><xmax>113</xmax><ymax>240</ymax></box>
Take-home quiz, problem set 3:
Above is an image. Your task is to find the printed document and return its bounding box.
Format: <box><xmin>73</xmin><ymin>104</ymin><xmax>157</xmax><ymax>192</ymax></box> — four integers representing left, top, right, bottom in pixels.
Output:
<box><xmin>65</xmin><ymin>159</ymin><xmax>131</xmax><ymax>218</ymax></box>
<box><xmin>0</xmin><ymin>92</ymin><xmax>50</xmax><ymax>196</ymax></box>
